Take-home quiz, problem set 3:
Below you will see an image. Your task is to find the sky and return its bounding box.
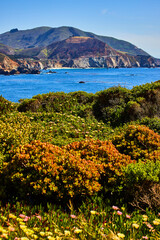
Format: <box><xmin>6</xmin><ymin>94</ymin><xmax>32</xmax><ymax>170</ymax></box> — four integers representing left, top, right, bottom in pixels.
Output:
<box><xmin>1</xmin><ymin>0</ymin><xmax>160</xmax><ymax>58</ymax></box>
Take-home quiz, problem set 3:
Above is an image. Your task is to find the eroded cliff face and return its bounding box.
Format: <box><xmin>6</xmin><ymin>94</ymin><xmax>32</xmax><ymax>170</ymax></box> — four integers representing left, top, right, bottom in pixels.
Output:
<box><xmin>0</xmin><ymin>55</ymin><xmax>19</xmax><ymax>71</ymax></box>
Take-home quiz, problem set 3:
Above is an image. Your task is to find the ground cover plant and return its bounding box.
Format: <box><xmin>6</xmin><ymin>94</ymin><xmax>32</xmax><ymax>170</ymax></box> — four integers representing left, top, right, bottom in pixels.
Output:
<box><xmin>0</xmin><ymin>81</ymin><xmax>160</xmax><ymax>239</ymax></box>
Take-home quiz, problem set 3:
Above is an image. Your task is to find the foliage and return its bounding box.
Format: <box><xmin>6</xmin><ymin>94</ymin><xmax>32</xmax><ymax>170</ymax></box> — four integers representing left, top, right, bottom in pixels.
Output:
<box><xmin>2</xmin><ymin>140</ymin><xmax>104</xmax><ymax>200</ymax></box>
<box><xmin>0</xmin><ymin>81</ymin><xmax>160</xmax><ymax>238</ymax></box>
<box><xmin>112</xmin><ymin>124</ymin><xmax>160</xmax><ymax>160</ymax></box>
<box><xmin>18</xmin><ymin>91</ymin><xmax>94</xmax><ymax>118</ymax></box>
<box><xmin>138</xmin><ymin>116</ymin><xmax>160</xmax><ymax>134</ymax></box>
<box><xmin>0</xmin><ymin>201</ymin><xmax>160</xmax><ymax>239</ymax></box>
<box><xmin>123</xmin><ymin>160</ymin><xmax>160</xmax><ymax>210</ymax></box>
<box><xmin>0</xmin><ymin>95</ymin><xmax>16</xmax><ymax>114</ymax></box>
<box><xmin>17</xmin><ymin>81</ymin><xmax>160</xmax><ymax>126</ymax></box>
<box><xmin>64</xmin><ymin>139</ymin><xmax>133</xmax><ymax>194</ymax></box>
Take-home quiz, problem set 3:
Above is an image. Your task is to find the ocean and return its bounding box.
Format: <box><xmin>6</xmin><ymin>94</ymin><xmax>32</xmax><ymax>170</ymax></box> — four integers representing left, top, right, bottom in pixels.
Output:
<box><xmin>0</xmin><ymin>68</ymin><xmax>160</xmax><ymax>103</ymax></box>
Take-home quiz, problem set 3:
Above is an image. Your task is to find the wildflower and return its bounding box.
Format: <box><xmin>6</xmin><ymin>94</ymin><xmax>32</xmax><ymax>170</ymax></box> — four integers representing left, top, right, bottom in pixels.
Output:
<box><xmin>117</xmin><ymin>233</ymin><xmax>125</xmax><ymax>238</ymax></box>
<box><xmin>70</xmin><ymin>214</ymin><xmax>77</xmax><ymax>219</ymax></box>
<box><xmin>33</xmin><ymin>227</ymin><xmax>40</xmax><ymax>232</ymax></box>
<box><xmin>74</xmin><ymin>228</ymin><xmax>82</xmax><ymax>234</ymax></box>
<box><xmin>145</xmin><ymin>222</ymin><xmax>154</xmax><ymax>229</ymax></box>
<box><xmin>9</xmin><ymin>213</ymin><xmax>16</xmax><ymax>219</ymax></box>
<box><xmin>117</xmin><ymin>211</ymin><xmax>122</xmax><ymax>216</ymax></box>
<box><xmin>132</xmin><ymin>223</ymin><xmax>139</xmax><ymax>229</ymax></box>
<box><xmin>126</xmin><ymin>214</ymin><xmax>131</xmax><ymax>219</ymax></box>
<box><xmin>32</xmin><ymin>234</ymin><xmax>38</xmax><ymax>239</ymax></box>
<box><xmin>0</xmin><ymin>233</ymin><xmax>8</xmax><ymax>239</ymax></box>
<box><xmin>1</xmin><ymin>216</ymin><xmax>7</xmax><ymax>221</ymax></box>
<box><xmin>36</xmin><ymin>215</ymin><xmax>42</xmax><ymax>220</ymax></box>
<box><xmin>153</xmin><ymin>219</ymin><xmax>160</xmax><ymax>225</ymax></box>
<box><xmin>54</xmin><ymin>228</ymin><xmax>59</xmax><ymax>233</ymax></box>
<box><xmin>8</xmin><ymin>226</ymin><xmax>15</xmax><ymax>231</ymax></box>
<box><xmin>142</xmin><ymin>215</ymin><xmax>148</xmax><ymax>221</ymax></box>
<box><xmin>40</xmin><ymin>231</ymin><xmax>46</xmax><ymax>237</ymax></box>
<box><xmin>64</xmin><ymin>230</ymin><xmax>70</xmax><ymax>236</ymax></box>
<box><xmin>20</xmin><ymin>225</ymin><xmax>27</xmax><ymax>230</ymax></box>
<box><xmin>23</xmin><ymin>216</ymin><xmax>30</xmax><ymax>222</ymax></box>
<box><xmin>142</xmin><ymin>236</ymin><xmax>148</xmax><ymax>239</ymax></box>
<box><xmin>90</xmin><ymin>210</ymin><xmax>97</xmax><ymax>215</ymax></box>
<box><xmin>48</xmin><ymin>237</ymin><xmax>55</xmax><ymax>240</ymax></box>
<box><xmin>112</xmin><ymin>206</ymin><xmax>119</xmax><ymax>210</ymax></box>
<box><xmin>20</xmin><ymin>238</ymin><xmax>29</xmax><ymax>240</ymax></box>
<box><xmin>19</xmin><ymin>214</ymin><xmax>26</xmax><ymax>219</ymax></box>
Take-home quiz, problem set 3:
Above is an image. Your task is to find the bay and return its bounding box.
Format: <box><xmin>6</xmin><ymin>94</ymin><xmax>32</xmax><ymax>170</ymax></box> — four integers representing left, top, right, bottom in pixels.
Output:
<box><xmin>0</xmin><ymin>68</ymin><xmax>160</xmax><ymax>103</ymax></box>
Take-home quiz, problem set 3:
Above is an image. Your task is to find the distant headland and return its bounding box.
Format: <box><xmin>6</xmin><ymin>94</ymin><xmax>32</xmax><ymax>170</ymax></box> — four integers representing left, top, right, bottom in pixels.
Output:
<box><xmin>0</xmin><ymin>26</ymin><xmax>159</xmax><ymax>75</ymax></box>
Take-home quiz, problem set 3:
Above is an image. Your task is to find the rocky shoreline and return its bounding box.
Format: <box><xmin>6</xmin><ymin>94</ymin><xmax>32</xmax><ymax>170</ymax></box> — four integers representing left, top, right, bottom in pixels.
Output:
<box><xmin>0</xmin><ymin>55</ymin><xmax>159</xmax><ymax>76</ymax></box>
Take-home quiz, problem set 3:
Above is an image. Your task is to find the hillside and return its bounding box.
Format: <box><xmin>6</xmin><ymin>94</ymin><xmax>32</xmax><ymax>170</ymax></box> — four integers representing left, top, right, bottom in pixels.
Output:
<box><xmin>0</xmin><ymin>26</ymin><xmax>150</xmax><ymax>56</ymax></box>
<box><xmin>35</xmin><ymin>37</ymin><xmax>156</xmax><ymax>68</ymax></box>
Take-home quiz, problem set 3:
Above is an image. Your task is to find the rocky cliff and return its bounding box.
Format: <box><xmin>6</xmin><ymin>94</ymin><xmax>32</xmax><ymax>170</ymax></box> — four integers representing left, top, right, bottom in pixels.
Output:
<box><xmin>36</xmin><ymin>37</ymin><xmax>157</xmax><ymax>68</ymax></box>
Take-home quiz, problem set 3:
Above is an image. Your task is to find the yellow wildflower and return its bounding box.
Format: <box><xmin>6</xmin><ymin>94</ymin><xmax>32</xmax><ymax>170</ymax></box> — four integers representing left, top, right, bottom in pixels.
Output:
<box><xmin>142</xmin><ymin>215</ymin><xmax>148</xmax><ymax>221</ymax></box>
<box><xmin>74</xmin><ymin>228</ymin><xmax>82</xmax><ymax>234</ymax></box>
<box><xmin>64</xmin><ymin>230</ymin><xmax>71</xmax><ymax>236</ymax></box>
<box><xmin>90</xmin><ymin>210</ymin><xmax>97</xmax><ymax>215</ymax></box>
<box><xmin>48</xmin><ymin>237</ymin><xmax>55</xmax><ymax>240</ymax></box>
<box><xmin>117</xmin><ymin>233</ymin><xmax>125</xmax><ymax>238</ymax></box>
<box><xmin>9</xmin><ymin>213</ymin><xmax>16</xmax><ymax>219</ymax></box>
<box><xmin>153</xmin><ymin>219</ymin><xmax>160</xmax><ymax>225</ymax></box>
<box><xmin>40</xmin><ymin>231</ymin><xmax>46</xmax><ymax>236</ymax></box>
<box><xmin>132</xmin><ymin>223</ymin><xmax>139</xmax><ymax>229</ymax></box>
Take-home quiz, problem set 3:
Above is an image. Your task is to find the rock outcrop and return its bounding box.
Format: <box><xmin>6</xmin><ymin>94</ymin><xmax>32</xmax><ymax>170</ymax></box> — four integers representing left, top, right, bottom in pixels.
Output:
<box><xmin>0</xmin><ymin>53</ymin><xmax>41</xmax><ymax>75</ymax></box>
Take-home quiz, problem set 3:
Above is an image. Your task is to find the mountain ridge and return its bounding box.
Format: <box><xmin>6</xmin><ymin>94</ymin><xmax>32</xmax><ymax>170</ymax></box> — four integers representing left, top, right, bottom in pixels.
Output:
<box><xmin>0</xmin><ymin>26</ymin><xmax>150</xmax><ymax>56</ymax></box>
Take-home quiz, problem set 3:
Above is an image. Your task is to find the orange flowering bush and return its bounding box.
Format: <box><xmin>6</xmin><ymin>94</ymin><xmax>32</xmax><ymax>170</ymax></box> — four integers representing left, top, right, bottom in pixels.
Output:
<box><xmin>64</xmin><ymin>139</ymin><xmax>133</xmax><ymax>190</ymax></box>
<box><xmin>112</xmin><ymin>125</ymin><xmax>160</xmax><ymax>161</ymax></box>
<box><xmin>2</xmin><ymin>140</ymin><xmax>104</xmax><ymax>199</ymax></box>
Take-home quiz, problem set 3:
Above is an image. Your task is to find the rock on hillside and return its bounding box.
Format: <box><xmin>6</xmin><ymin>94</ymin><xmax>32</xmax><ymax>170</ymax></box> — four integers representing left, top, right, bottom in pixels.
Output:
<box><xmin>0</xmin><ymin>53</ymin><xmax>19</xmax><ymax>74</ymax></box>
<box><xmin>36</xmin><ymin>37</ymin><xmax>156</xmax><ymax>68</ymax></box>
<box><xmin>0</xmin><ymin>53</ymin><xmax>41</xmax><ymax>75</ymax></box>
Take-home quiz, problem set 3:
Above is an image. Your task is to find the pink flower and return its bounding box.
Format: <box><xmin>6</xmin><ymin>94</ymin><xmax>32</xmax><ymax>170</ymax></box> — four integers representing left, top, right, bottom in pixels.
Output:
<box><xmin>126</xmin><ymin>214</ymin><xmax>131</xmax><ymax>219</ymax></box>
<box><xmin>117</xmin><ymin>211</ymin><xmax>122</xmax><ymax>215</ymax></box>
<box><xmin>142</xmin><ymin>236</ymin><xmax>148</xmax><ymax>239</ymax></box>
<box><xmin>112</xmin><ymin>206</ymin><xmax>119</xmax><ymax>210</ymax></box>
<box><xmin>70</xmin><ymin>214</ymin><xmax>77</xmax><ymax>219</ymax></box>
<box><xmin>19</xmin><ymin>214</ymin><xmax>26</xmax><ymax>218</ymax></box>
<box><xmin>23</xmin><ymin>216</ymin><xmax>30</xmax><ymax>222</ymax></box>
<box><xmin>36</xmin><ymin>215</ymin><xmax>42</xmax><ymax>220</ymax></box>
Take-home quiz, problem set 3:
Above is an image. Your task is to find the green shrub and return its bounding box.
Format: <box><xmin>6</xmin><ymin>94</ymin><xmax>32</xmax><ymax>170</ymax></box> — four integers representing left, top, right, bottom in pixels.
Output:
<box><xmin>123</xmin><ymin>160</ymin><xmax>160</xmax><ymax>210</ymax></box>
<box><xmin>112</xmin><ymin>125</ymin><xmax>160</xmax><ymax>160</ymax></box>
<box><xmin>139</xmin><ymin>117</ymin><xmax>160</xmax><ymax>134</ymax></box>
<box><xmin>0</xmin><ymin>95</ymin><xmax>16</xmax><ymax>113</ymax></box>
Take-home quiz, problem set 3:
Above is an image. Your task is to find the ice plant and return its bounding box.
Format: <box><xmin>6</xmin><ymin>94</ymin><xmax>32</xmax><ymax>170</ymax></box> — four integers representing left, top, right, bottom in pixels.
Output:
<box><xmin>117</xmin><ymin>211</ymin><xmax>122</xmax><ymax>216</ymax></box>
<box><xmin>132</xmin><ymin>223</ymin><xmax>139</xmax><ymax>229</ymax></box>
<box><xmin>112</xmin><ymin>206</ymin><xmax>119</xmax><ymax>210</ymax></box>
<box><xmin>117</xmin><ymin>233</ymin><xmax>125</xmax><ymax>238</ymax></box>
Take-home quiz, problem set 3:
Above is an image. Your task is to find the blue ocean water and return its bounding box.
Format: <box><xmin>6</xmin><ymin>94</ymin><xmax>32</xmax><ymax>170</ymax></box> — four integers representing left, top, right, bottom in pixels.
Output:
<box><xmin>0</xmin><ymin>68</ymin><xmax>160</xmax><ymax>103</ymax></box>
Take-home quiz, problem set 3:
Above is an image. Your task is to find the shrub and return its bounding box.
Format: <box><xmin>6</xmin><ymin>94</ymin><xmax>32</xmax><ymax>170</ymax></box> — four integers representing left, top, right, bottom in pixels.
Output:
<box><xmin>1</xmin><ymin>140</ymin><xmax>104</xmax><ymax>200</ymax></box>
<box><xmin>64</xmin><ymin>139</ymin><xmax>133</xmax><ymax>192</ymax></box>
<box><xmin>112</xmin><ymin>125</ymin><xmax>160</xmax><ymax>160</ymax></box>
<box><xmin>123</xmin><ymin>160</ymin><xmax>160</xmax><ymax>210</ymax></box>
<box><xmin>0</xmin><ymin>95</ymin><xmax>16</xmax><ymax>113</ymax></box>
<box><xmin>93</xmin><ymin>87</ymin><xmax>130</xmax><ymax>125</ymax></box>
<box><xmin>18</xmin><ymin>91</ymin><xmax>95</xmax><ymax>118</ymax></box>
<box><xmin>139</xmin><ymin>117</ymin><xmax>160</xmax><ymax>134</ymax></box>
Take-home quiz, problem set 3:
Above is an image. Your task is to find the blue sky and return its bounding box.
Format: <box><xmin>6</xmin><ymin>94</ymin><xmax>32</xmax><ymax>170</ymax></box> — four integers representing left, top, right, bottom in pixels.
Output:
<box><xmin>1</xmin><ymin>0</ymin><xmax>160</xmax><ymax>57</ymax></box>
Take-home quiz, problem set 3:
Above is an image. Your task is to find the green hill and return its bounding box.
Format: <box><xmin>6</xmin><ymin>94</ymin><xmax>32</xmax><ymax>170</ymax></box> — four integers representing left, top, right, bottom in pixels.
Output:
<box><xmin>0</xmin><ymin>26</ymin><xmax>150</xmax><ymax>56</ymax></box>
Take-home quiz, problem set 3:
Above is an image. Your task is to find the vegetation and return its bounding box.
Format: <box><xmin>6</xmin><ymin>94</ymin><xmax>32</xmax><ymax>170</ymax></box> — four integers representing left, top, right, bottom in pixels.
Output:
<box><xmin>0</xmin><ymin>81</ymin><xmax>160</xmax><ymax>239</ymax></box>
